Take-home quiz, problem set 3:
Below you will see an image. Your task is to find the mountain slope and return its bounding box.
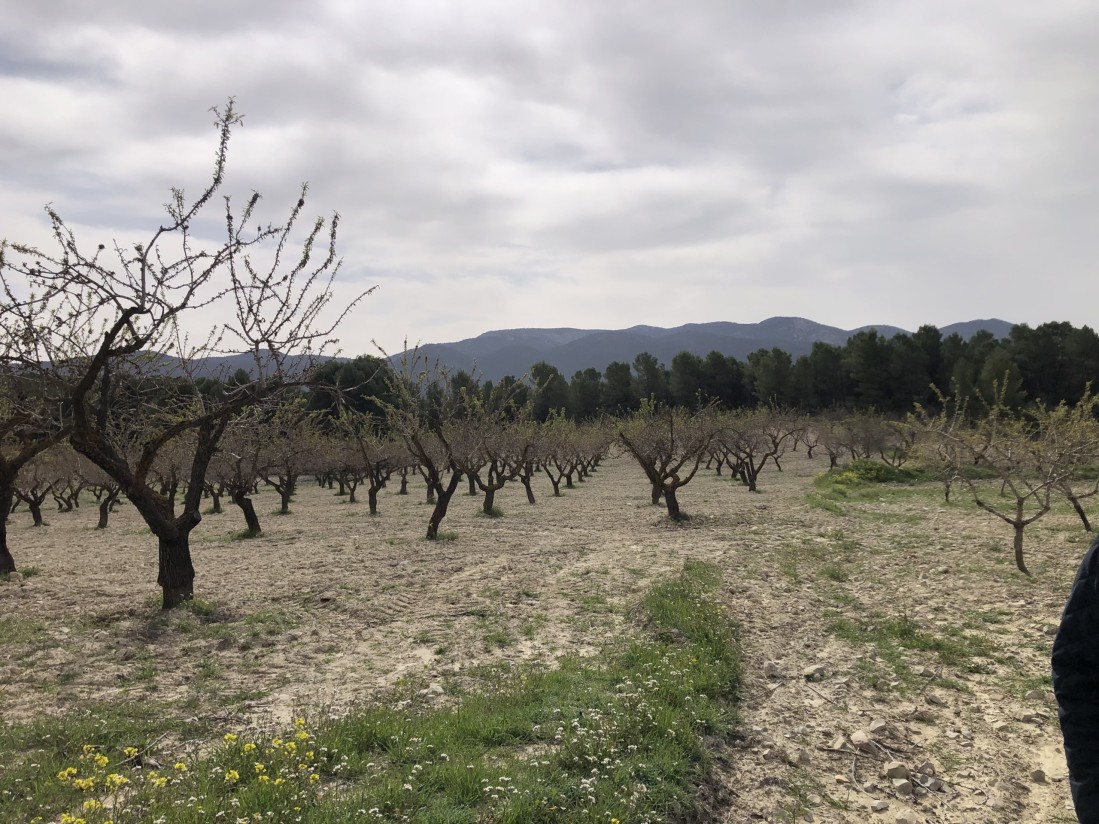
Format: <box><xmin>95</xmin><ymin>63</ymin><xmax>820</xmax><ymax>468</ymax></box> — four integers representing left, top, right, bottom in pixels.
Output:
<box><xmin>397</xmin><ymin>317</ymin><xmax>1014</xmax><ymax>381</ymax></box>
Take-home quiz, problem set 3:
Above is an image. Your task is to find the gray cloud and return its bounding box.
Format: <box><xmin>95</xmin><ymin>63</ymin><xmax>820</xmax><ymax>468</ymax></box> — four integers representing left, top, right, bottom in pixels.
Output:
<box><xmin>3</xmin><ymin>0</ymin><xmax>1098</xmax><ymax>355</ymax></box>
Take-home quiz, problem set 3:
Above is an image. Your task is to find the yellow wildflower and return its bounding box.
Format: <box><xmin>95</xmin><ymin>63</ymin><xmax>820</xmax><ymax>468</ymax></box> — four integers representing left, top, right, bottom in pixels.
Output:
<box><xmin>254</xmin><ymin>763</ymin><xmax>267</xmax><ymax>775</ymax></box>
<box><xmin>224</xmin><ymin>769</ymin><xmax>240</xmax><ymax>784</ymax></box>
<box><xmin>295</xmin><ymin>731</ymin><xmax>310</xmax><ymax>742</ymax></box>
<box><xmin>284</xmin><ymin>741</ymin><xmax>297</xmax><ymax>754</ymax></box>
<box><xmin>105</xmin><ymin>773</ymin><xmax>129</xmax><ymax>790</ymax></box>
<box><xmin>242</xmin><ymin>743</ymin><xmax>257</xmax><ymax>753</ymax></box>
<box><xmin>309</xmin><ymin>773</ymin><xmax>320</xmax><ymax>784</ymax></box>
<box><xmin>56</xmin><ymin>767</ymin><xmax>78</xmax><ymax>781</ymax></box>
<box><xmin>224</xmin><ymin>733</ymin><xmax>239</xmax><ymax>745</ymax></box>
<box><xmin>173</xmin><ymin>761</ymin><xmax>188</xmax><ymax>772</ymax></box>
<box><xmin>94</xmin><ymin>754</ymin><xmax>109</xmax><ymax>768</ymax></box>
<box><xmin>83</xmin><ymin>799</ymin><xmax>104</xmax><ymax>811</ymax></box>
<box><xmin>123</xmin><ymin>746</ymin><xmax>139</xmax><ymax>758</ymax></box>
<box><xmin>72</xmin><ymin>777</ymin><xmax>96</xmax><ymax>791</ymax></box>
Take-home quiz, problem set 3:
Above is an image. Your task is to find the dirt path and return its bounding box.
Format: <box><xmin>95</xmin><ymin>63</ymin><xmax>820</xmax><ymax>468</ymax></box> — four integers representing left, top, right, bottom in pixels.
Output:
<box><xmin>0</xmin><ymin>451</ymin><xmax>1082</xmax><ymax>821</ymax></box>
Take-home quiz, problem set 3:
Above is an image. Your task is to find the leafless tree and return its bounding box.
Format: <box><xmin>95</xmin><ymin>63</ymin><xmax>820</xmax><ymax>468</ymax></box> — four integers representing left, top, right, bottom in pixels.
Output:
<box><xmin>618</xmin><ymin>402</ymin><xmax>718</xmax><ymax>521</ymax></box>
<box><xmin>917</xmin><ymin>386</ymin><xmax>1099</xmax><ymax>574</ymax></box>
<box><xmin>0</xmin><ymin>101</ymin><xmax>369</xmax><ymax>606</ymax></box>
<box><xmin>382</xmin><ymin>352</ymin><xmax>466</xmax><ymax>540</ymax></box>
<box><xmin>258</xmin><ymin>395</ymin><xmax>322</xmax><ymax>515</ymax></box>
<box><xmin>0</xmin><ymin>371</ymin><xmax>69</xmax><ymax>572</ymax></box>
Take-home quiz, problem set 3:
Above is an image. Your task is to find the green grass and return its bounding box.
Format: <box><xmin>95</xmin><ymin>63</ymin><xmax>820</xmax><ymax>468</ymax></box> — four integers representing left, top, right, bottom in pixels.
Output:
<box><xmin>829</xmin><ymin>611</ymin><xmax>1001</xmax><ymax>692</ymax></box>
<box><xmin>0</xmin><ymin>562</ymin><xmax>742</xmax><ymax>824</ymax></box>
<box><xmin>812</xmin><ymin>460</ymin><xmax>936</xmax><ymax>502</ymax></box>
<box><xmin>804</xmin><ymin>493</ymin><xmax>845</xmax><ymax>515</ymax></box>
<box><xmin>0</xmin><ymin>616</ymin><xmax>53</xmax><ymax>647</ymax></box>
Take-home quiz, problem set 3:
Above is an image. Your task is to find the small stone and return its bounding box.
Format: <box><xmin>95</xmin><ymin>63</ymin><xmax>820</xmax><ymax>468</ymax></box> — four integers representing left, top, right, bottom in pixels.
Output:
<box><xmin>764</xmin><ymin>660</ymin><xmax>783</xmax><ymax>678</ymax></box>
<box><xmin>934</xmin><ymin>565</ymin><xmax>950</xmax><ymax>574</ymax></box>
<box><xmin>850</xmin><ymin>730</ymin><xmax>874</xmax><ymax>751</ymax></box>
<box><xmin>895</xmin><ymin>813</ymin><xmax>920</xmax><ymax>824</ymax></box>
<box><xmin>1042</xmin><ymin>623</ymin><xmax>1060</xmax><ymax>636</ymax></box>
<box><xmin>803</xmin><ymin>664</ymin><xmax>826</xmax><ymax>681</ymax></box>
<box><xmin>6</xmin><ymin>571</ymin><xmax>23</xmax><ymax>583</ymax></box>
<box><xmin>925</xmin><ymin>693</ymin><xmax>947</xmax><ymax>706</ymax></box>
<box><xmin>1025</xmin><ymin>689</ymin><xmax>1045</xmax><ymax>701</ymax></box>
<box><xmin>916</xmin><ymin>666</ymin><xmax>935</xmax><ymax>678</ymax></box>
<box><xmin>807</xmin><ymin>793</ymin><xmax>821</xmax><ymax>805</ymax></box>
<box><xmin>911</xmin><ymin>709</ymin><xmax>936</xmax><ymax>723</ymax></box>
<box><xmin>797</xmin><ymin>748</ymin><xmax>812</xmax><ymax>766</ymax></box>
<box><xmin>870</xmin><ymin>799</ymin><xmax>889</xmax><ymax>812</ymax></box>
<box><xmin>1030</xmin><ymin>769</ymin><xmax>1046</xmax><ymax>783</ymax></box>
<box><xmin>993</xmin><ymin>721</ymin><xmax>1011</xmax><ymax>732</ymax></box>
<box><xmin>885</xmin><ymin>761</ymin><xmax>909</xmax><ymax>779</ymax></box>
<box><xmin>419</xmin><ymin>682</ymin><xmax>445</xmax><ymax>698</ymax></box>
<box><xmin>869</xmin><ymin>718</ymin><xmax>889</xmax><ymax>733</ymax></box>
<box><xmin>915</xmin><ymin>761</ymin><xmax>936</xmax><ymax>777</ymax></box>
<box><xmin>829</xmin><ymin>735</ymin><xmax>849</xmax><ymax>751</ymax></box>
<box><xmin>835</xmin><ymin>774</ymin><xmax>850</xmax><ymax>784</ymax></box>
<box><xmin>1017</xmin><ymin>710</ymin><xmax>1041</xmax><ymax>723</ymax></box>
<box><xmin>891</xmin><ymin>778</ymin><xmax>913</xmax><ymax>795</ymax></box>
<box><xmin>922</xmin><ymin>777</ymin><xmax>944</xmax><ymax>793</ymax></box>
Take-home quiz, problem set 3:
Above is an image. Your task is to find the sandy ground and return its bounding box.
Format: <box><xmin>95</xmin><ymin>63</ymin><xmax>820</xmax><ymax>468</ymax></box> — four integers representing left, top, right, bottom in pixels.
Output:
<box><xmin>0</xmin><ymin>450</ymin><xmax>1086</xmax><ymax>822</ymax></box>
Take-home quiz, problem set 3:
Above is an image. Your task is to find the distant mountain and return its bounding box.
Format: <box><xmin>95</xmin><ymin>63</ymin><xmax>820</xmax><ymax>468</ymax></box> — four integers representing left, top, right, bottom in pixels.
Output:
<box><xmin>395</xmin><ymin>317</ymin><xmax>1015</xmax><ymax>382</ymax></box>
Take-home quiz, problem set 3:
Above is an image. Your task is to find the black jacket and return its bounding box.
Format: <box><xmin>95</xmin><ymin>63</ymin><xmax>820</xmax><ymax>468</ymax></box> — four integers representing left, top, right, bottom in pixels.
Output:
<box><xmin>1053</xmin><ymin>534</ymin><xmax>1099</xmax><ymax>823</ymax></box>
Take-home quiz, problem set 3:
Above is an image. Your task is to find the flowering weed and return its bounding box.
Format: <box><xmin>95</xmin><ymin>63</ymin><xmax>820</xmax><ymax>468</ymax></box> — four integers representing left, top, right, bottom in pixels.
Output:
<box><xmin>1</xmin><ymin>562</ymin><xmax>740</xmax><ymax>823</ymax></box>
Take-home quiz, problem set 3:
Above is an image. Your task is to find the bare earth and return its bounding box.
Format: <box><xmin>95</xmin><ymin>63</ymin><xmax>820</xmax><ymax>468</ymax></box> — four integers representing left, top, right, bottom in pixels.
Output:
<box><xmin>0</xmin><ymin>451</ymin><xmax>1084</xmax><ymax>822</ymax></box>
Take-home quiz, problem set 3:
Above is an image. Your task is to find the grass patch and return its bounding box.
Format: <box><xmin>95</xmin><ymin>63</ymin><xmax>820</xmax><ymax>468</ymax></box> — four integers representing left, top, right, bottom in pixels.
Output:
<box><xmin>804</xmin><ymin>493</ymin><xmax>845</xmax><ymax>515</ymax></box>
<box><xmin>813</xmin><ymin>460</ymin><xmax>935</xmax><ymax>505</ymax></box>
<box><xmin>0</xmin><ymin>616</ymin><xmax>53</xmax><ymax>647</ymax></box>
<box><xmin>1</xmin><ymin>562</ymin><xmax>742</xmax><ymax>824</ymax></box>
<box><xmin>829</xmin><ymin>611</ymin><xmax>1000</xmax><ymax>691</ymax></box>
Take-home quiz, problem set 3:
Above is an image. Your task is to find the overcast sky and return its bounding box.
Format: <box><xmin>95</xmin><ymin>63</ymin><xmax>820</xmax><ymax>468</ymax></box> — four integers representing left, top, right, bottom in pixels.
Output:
<box><xmin>3</xmin><ymin>1</ymin><xmax>1098</xmax><ymax>356</ymax></box>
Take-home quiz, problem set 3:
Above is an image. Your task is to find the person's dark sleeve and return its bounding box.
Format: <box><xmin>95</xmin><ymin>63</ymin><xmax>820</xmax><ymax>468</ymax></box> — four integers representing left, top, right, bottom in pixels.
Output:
<box><xmin>1053</xmin><ymin>536</ymin><xmax>1099</xmax><ymax>823</ymax></box>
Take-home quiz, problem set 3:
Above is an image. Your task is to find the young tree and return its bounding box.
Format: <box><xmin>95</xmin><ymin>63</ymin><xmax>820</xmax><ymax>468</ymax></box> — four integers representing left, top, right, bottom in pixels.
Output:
<box><xmin>259</xmin><ymin>396</ymin><xmax>322</xmax><ymax>515</ymax></box>
<box><xmin>382</xmin><ymin>352</ymin><xmax>468</xmax><ymax>540</ymax></box>
<box><xmin>0</xmin><ymin>101</ymin><xmax>369</xmax><ymax>606</ymax></box>
<box><xmin>918</xmin><ymin>387</ymin><xmax>1099</xmax><ymax>574</ymax></box>
<box><xmin>0</xmin><ymin>370</ymin><xmax>69</xmax><ymax>573</ymax></box>
<box><xmin>618</xmin><ymin>402</ymin><xmax>717</xmax><ymax>521</ymax></box>
<box><xmin>209</xmin><ymin>406</ymin><xmax>269</xmax><ymax>536</ymax></box>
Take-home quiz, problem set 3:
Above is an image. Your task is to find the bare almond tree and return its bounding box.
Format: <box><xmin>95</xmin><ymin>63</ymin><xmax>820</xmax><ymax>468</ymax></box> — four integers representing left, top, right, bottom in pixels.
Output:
<box><xmin>0</xmin><ymin>370</ymin><xmax>69</xmax><ymax>573</ymax></box>
<box><xmin>618</xmin><ymin>402</ymin><xmax>718</xmax><ymax>521</ymax></box>
<box><xmin>0</xmin><ymin>101</ymin><xmax>370</xmax><ymax>606</ymax></box>
<box><xmin>917</xmin><ymin>386</ymin><xmax>1099</xmax><ymax>574</ymax></box>
<box><xmin>382</xmin><ymin>352</ymin><xmax>467</xmax><ymax>540</ymax></box>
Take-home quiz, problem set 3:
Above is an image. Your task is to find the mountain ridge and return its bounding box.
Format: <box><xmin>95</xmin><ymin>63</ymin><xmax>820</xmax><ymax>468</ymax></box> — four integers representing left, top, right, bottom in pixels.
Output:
<box><xmin>398</xmin><ymin>316</ymin><xmax>1014</xmax><ymax>381</ymax></box>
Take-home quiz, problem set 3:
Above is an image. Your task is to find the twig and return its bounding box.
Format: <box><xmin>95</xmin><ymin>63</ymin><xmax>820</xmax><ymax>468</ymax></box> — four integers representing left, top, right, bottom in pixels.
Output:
<box><xmin>803</xmin><ymin>681</ymin><xmax>841</xmax><ymax>706</ymax></box>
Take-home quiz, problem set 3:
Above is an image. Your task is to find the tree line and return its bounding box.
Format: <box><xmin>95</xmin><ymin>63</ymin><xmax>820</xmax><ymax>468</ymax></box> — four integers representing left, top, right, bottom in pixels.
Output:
<box><xmin>421</xmin><ymin>322</ymin><xmax>1098</xmax><ymax>421</ymax></box>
